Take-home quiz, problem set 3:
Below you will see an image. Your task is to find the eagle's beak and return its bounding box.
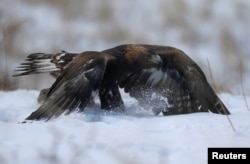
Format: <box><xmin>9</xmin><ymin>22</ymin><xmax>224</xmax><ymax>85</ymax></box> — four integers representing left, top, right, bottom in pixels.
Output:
<box><xmin>150</xmin><ymin>54</ymin><xmax>162</xmax><ymax>66</ymax></box>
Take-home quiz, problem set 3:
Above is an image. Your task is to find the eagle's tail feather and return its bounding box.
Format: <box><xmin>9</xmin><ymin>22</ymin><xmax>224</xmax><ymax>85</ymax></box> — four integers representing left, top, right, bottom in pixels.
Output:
<box><xmin>13</xmin><ymin>53</ymin><xmax>58</xmax><ymax>76</ymax></box>
<box><xmin>13</xmin><ymin>51</ymin><xmax>77</xmax><ymax>77</ymax></box>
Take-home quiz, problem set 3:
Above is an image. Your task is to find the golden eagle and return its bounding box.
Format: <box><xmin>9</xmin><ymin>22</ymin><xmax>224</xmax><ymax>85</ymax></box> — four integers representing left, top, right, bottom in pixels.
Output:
<box><xmin>14</xmin><ymin>44</ymin><xmax>230</xmax><ymax>121</ymax></box>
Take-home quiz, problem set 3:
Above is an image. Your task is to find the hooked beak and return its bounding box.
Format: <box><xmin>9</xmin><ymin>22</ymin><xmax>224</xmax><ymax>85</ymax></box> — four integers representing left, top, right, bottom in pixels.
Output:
<box><xmin>150</xmin><ymin>54</ymin><xmax>162</xmax><ymax>66</ymax></box>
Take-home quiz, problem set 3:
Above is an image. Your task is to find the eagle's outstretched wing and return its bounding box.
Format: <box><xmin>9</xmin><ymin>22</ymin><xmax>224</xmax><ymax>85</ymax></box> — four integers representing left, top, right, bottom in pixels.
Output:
<box><xmin>14</xmin><ymin>51</ymin><xmax>79</xmax><ymax>103</ymax></box>
<box><xmin>25</xmin><ymin>51</ymin><xmax>113</xmax><ymax>121</ymax></box>
<box><xmin>119</xmin><ymin>45</ymin><xmax>230</xmax><ymax>115</ymax></box>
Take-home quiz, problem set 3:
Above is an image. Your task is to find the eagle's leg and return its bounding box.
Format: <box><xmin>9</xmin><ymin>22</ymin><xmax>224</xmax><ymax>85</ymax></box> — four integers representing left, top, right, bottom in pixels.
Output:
<box><xmin>99</xmin><ymin>86</ymin><xmax>125</xmax><ymax>112</ymax></box>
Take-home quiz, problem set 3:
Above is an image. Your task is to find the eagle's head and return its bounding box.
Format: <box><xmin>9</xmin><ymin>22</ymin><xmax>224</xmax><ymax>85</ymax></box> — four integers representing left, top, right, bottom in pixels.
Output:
<box><xmin>125</xmin><ymin>45</ymin><xmax>162</xmax><ymax>68</ymax></box>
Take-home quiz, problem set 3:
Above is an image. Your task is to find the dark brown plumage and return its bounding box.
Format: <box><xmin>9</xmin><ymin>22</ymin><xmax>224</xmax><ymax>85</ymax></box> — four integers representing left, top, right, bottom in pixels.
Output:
<box><xmin>120</xmin><ymin>45</ymin><xmax>229</xmax><ymax>115</ymax></box>
<box><xmin>14</xmin><ymin>44</ymin><xmax>230</xmax><ymax>121</ymax></box>
<box><xmin>19</xmin><ymin>45</ymin><xmax>162</xmax><ymax>120</ymax></box>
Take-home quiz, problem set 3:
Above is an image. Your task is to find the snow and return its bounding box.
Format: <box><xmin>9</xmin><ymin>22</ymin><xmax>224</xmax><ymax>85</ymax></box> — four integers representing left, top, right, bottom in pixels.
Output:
<box><xmin>0</xmin><ymin>90</ymin><xmax>249</xmax><ymax>164</ymax></box>
<box><xmin>1</xmin><ymin>0</ymin><xmax>250</xmax><ymax>163</ymax></box>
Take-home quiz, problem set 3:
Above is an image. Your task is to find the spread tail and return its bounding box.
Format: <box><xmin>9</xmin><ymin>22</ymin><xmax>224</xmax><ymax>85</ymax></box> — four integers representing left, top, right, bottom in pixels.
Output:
<box><xmin>13</xmin><ymin>51</ymin><xmax>77</xmax><ymax>77</ymax></box>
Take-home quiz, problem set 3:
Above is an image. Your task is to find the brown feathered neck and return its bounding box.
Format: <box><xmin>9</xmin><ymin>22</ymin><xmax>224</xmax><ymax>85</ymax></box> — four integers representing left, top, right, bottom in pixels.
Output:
<box><xmin>124</xmin><ymin>45</ymin><xmax>149</xmax><ymax>63</ymax></box>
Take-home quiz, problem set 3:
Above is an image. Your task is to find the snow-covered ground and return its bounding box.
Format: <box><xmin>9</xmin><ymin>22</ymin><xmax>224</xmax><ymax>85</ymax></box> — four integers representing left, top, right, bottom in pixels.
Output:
<box><xmin>0</xmin><ymin>90</ymin><xmax>249</xmax><ymax>164</ymax></box>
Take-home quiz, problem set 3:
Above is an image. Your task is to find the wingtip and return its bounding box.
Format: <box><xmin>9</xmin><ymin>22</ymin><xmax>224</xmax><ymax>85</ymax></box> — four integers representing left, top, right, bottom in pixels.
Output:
<box><xmin>25</xmin><ymin>110</ymin><xmax>51</xmax><ymax>121</ymax></box>
<box><xmin>206</xmin><ymin>96</ymin><xmax>230</xmax><ymax>115</ymax></box>
<box><xmin>216</xmin><ymin>102</ymin><xmax>230</xmax><ymax>115</ymax></box>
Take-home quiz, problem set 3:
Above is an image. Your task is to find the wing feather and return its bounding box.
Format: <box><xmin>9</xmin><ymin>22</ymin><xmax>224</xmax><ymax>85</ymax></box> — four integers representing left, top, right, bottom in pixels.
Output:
<box><xmin>119</xmin><ymin>45</ymin><xmax>230</xmax><ymax>115</ymax></box>
<box><xmin>25</xmin><ymin>52</ymin><xmax>110</xmax><ymax>121</ymax></box>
